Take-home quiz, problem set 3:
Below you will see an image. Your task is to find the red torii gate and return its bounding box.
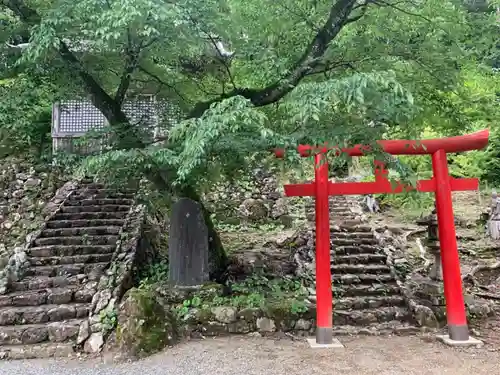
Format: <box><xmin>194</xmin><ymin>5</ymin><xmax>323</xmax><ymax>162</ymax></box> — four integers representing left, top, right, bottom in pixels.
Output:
<box><xmin>275</xmin><ymin>129</ymin><xmax>489</xmax><ymax>346</ymax></box>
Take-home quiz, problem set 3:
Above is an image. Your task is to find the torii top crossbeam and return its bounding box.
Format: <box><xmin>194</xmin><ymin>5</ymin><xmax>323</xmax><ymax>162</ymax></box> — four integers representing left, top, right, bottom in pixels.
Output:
<box><xmin>274</xmin><ymin>129</ymin><xmax>489</xmax><ymax>158</ymax></box>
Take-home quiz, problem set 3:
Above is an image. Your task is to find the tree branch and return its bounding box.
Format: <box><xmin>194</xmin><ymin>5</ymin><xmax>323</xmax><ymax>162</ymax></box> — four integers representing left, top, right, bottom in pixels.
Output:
<box><xmin>137</xmin><ymin>65</ymin><xmax>188</xmax><ymax>104</ymax></box>
<box><xmin>115</xmin><ymin>28</ymin><xmax>140</xmax><ymax>104</ymax></box>
<box><xmin>188</xmin><ymin>0</ymin><xmax>367</xmax><ymax>117</ymax></box>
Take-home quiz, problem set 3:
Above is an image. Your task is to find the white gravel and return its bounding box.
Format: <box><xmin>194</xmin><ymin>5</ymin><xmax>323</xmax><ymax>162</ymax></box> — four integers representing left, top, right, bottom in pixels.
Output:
<box><xmin>2</xmin><ymin>335</ymin><xmax>499</xmax><ymax>375</ymax></box>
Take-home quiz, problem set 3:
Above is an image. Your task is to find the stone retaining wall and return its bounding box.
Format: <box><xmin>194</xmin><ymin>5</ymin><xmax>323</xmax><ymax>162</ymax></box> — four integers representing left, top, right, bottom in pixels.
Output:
<box><xmin>183</xmin><ymin>305</ymin><xmax>420</xmax><ymax>338</ymax></box>
<box><xmin>373</xmin><ymin>229</ymin><xmax>439</xmax><ymax>328</ymax></box>
<box><xmin>0</xmin><ymin>180</ymin><xmax>78</xmax><ymax>294</ymax></box>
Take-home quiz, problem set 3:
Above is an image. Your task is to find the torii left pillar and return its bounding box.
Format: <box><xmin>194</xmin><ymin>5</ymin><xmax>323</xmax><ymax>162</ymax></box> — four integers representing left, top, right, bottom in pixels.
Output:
<box><xmin>312</xmin><ymin>153</ymin><xmax>334</xmax><ymax>345</ymax></box>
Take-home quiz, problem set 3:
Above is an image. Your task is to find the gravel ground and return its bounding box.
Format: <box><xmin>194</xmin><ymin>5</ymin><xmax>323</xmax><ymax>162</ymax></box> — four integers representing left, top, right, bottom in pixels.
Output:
<box><xmin>2</xmin><ymin>335</ymin><xmax>499</xmax><ymax>375</ymax></box>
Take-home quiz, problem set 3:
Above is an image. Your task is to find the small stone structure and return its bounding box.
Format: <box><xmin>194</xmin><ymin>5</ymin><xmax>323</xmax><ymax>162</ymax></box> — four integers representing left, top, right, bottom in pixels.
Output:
<box><xmin>487</xmin><ymin>190</ymin><xmax>500</xmax><ymax>240</ymax></box>
<box><xmin>416</xmin><ymin>206</ymin><xmax>442</xmax><ymax>281</ymax></box>
<box><xmin>168</xmin><ymin>198</ymin><xmax>209</xmax><ymax>286</ymax></box>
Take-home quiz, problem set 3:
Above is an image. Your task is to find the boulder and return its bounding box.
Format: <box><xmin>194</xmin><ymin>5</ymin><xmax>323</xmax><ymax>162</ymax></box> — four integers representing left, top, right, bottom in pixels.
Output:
<box><xmin>239</xmin><ymin>198</ymin><xmax>269</xmax><ymax>222</ymax></box>
<box><xmin>115</xmin><ymin>288</ymin><xmax>179</xmax><ymax>358</ymax></box>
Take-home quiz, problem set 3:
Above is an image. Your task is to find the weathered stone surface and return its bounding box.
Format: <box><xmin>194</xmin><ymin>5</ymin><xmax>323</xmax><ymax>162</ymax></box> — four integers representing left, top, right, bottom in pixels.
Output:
<box><xmin>77</xmin><ymin>320</ymin><xmax>90</xmax><ymax>345</ymax></box>
<box><xmin>239</xmin><ymin>198</ymin><xmax>269</xmax><ymax>222</ymax></box>
<box><xmin>211</xmin><ymin>306</ymin><xmax>237</xmax><ymax>324</ymax></box>
<box><xmin>114</xmin><ymin>288</ymin><xmax>179</xmax><ymax>358</ymax></box>
<box><xmin>84</xmin><ymin>332</ymin><xmax>104</xmax><ymax>353</ymax></box>
<box><xmin>48</xmin><ymin>322</ymin><xmax>80</xmax><ymax>342</ymax></box>
<box><xmin>294</xmin><ymin>319</ymin><xmax>311</xmax><ymax>331</ymax></box>
<box><xmin>256</xmin><ymin>317</ymin><xmax>276</xmax><ymax>332</ymax></box>
<box><xmin>270</xmin><ymin>198</ymin><xmax>288</xmax><ymax>219</ymax></box>
<box><xmin>168</xmin><ymin>198</ymin><xmax>209</xmax><ymax>286</ymax></box>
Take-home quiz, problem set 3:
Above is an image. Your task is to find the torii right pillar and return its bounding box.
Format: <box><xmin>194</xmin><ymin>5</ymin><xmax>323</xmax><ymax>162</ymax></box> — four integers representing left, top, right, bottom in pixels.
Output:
<box><xmin>431</xmin><ymin>149</ymin><xmax>482</xmax><ymax>346</ymax></box>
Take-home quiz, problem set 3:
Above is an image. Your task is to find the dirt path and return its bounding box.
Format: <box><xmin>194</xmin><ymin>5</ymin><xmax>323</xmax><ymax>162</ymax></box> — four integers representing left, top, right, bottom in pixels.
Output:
<box><xmin>3</xmin><ymin>335</ymin><xmax>499</xmax><ymax>375</ymax></box>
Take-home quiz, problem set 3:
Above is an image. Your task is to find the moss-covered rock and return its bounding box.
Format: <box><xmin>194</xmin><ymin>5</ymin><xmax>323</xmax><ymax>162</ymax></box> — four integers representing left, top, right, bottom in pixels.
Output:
<box><xmin>115</xmin><ymin>287</ymin><xmax>179</xmax><ymax>358</ymax></box>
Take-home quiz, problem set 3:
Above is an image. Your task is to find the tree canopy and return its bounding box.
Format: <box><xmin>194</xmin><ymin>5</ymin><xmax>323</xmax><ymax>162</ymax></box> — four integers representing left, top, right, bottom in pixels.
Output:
<box><xmin>0</xmin><ymin>0</ymin><xmax>498</xmax><ymax>187</ymax></box>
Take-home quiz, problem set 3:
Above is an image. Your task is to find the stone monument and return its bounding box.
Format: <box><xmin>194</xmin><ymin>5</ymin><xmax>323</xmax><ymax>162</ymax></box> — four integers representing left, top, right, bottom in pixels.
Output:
<box><xmin>168</xmin><ymin>198</ymin><xmax>210</xmax><ymax>286</ymax></box>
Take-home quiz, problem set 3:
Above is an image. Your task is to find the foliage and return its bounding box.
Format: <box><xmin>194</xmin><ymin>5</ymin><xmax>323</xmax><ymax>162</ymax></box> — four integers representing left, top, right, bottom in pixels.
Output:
<box><xmin>0</xmin><ymin>74</ymin><xmax>56</xmax><ymax>159</ymax></box>
<box><xmin>99</xmin><ymin>307</ymin><xmax>118</xmax><ymax>331</ymax></box>
<box><xmin>138</xmin><ymin>260</ymin><xmax>169</xmax><ymax>288</ymax></box>
<box><xmin>479</xmin><ymin>128</ymin><xmax>500</xmax><ymax>187</ymax></box>
<box><xmin>2</xmin><ymin>1</ymin><xmax>497</xmax><ymax>185</ymax></box>
<box><xmin>173</xmin><ymin>273</ymin><xmax>309</xmax><ymax>318</ymax></box>
<box><xmin>0</xmin><ymin>1</ymin><xmax>499</xmax><ymax>266</ymax></box>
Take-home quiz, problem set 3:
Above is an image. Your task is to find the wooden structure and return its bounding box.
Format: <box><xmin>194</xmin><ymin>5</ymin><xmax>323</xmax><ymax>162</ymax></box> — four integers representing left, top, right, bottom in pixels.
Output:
<box><xmin>51</xmin><ymin>95</ymin><xmax>181</xmax><ymax>154</ymax></box>
<box><xmin>275</xmin><ymin>129</ymin><xmax>489</xmax><ymax>346</ymax></box>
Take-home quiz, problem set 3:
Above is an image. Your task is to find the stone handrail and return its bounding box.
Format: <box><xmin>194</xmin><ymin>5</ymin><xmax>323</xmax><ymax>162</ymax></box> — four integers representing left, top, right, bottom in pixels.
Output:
<box><xmin>78</xmin><ymin>203</ymin><xmax>146</xmax><ymax>353</ymax></box>
<box><xmin>0</xmin><ymin>180</ymin><xmax>79</xmax><ymax>294</ymax></box>
<box><xmin>371</xmin><ymin>228</ymin><xmax>439</xmax><ymax>329</ymax></box>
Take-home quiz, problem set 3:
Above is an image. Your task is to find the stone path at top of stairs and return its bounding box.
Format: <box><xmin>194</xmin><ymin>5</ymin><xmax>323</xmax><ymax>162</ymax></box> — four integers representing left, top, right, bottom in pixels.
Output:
<box><xmin>0</xmin><ymin>180</ymin><xmax>135</xmax><ymax>360</ymax></box>
<box><xmin>306</xmin><ymin>196</ymin><xmax>417</xmax><ymax>335</ymax></box>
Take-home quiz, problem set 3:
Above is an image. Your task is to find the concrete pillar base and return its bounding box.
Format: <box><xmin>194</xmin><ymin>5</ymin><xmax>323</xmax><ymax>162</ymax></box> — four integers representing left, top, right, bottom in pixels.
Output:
<box><xmin>436</xmin><ymin>334</ymin><xmax>484</xmax><ymax>347</ymax></box>
<box><xmin>306</xmin><ymin>337</ymin><xmax>344</xmax><ymax>349</ymax></box>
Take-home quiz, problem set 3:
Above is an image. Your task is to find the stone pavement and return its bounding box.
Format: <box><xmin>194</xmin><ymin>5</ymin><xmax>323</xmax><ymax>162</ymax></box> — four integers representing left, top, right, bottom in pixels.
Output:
<box><xmin>3</xmin><ymin>335</ymin><xmax>499</xmax><ymax>375</ymax></box>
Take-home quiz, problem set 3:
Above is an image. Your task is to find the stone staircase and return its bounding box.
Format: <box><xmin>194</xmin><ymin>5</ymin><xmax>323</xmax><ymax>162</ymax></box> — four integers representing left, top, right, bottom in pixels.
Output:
<box><xmin>0</xmin><ymin>179</ymin><xmax>135</xmax><ymax>359</ymax></box>
<box><xmin>304</xmin><ymin>195</ymin><xmax>417</xmax><ymax>334</ymax></box>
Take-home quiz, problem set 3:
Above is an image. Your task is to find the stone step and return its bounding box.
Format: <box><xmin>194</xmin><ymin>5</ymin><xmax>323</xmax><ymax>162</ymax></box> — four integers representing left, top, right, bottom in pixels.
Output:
<box><xmin>333</xmin><ymin>254</ymin><xmax>387</xmax><ymax>264</ymax></box>
<box><xmin>0</xmin><ymin>342</ymin><xmax>75</xmax><ymax>360</ymax></box>
<box><xmin>331</xmin><ymin>264</ymin><xmax>391</xmax><ymax>274</ymax></box>
<box><xmin>0</xmin><ymin>303</ymin><xmax>90</xmax><ymax>326</ymax></box>
<box><xmin>335</xmin><ymin>282</ymin><xmax>401</xmax><ymax>297</ymax></box>
<box><xmin>9</xmin><ymin>276</ymin><xmax>86</xmax><ymax>292</ymax></box>
<box><xmin>34</xmin><ymin>235</ymin><xmax>118</xmax><ymax>246</ymax></box>
<box><xmin>330</xmin><ymin>208</ymin><xmax>352</xmax><ymax>213</ymax></box>
<box><xmin>45</xmin><ymin>219</ymin><xmax>125</xmax><ymax>229</ymax></box>
<box><xmin>334</xmin><ymin>306</ymin><xmax>413</xmax><ymax>326</ymax></box>
<box><xmin>335</xmin><ymin>295</ymin><xmax>406</xmax><ymax>310</ymax></box>
<box><xmin>329</xmin><ymin>216</ymin><xmax>358</xmax><ymax>222</ymax></box>
<box><xmin>60</xmin><ymin>205</ymin><xmax>130</xmax><ymax>214</ymax></box>
<box><xmin>0</xmin><ymin>286</ymin><xmax>94</xmax><ymax>308</ymax></box>
<box><xmin>338</xmin><ymin>224</ymin><xmax>372</xmax><ymax>232</ymax></box>
<box><xmin>331</xmin><ymin>232</ymin><xmax>375</xmax><ymax>239</ymax></box>
<box><xmin>335</xmin><ymin>219</ymin><xmax>364</xmax><ymax>226</ymax></box>
<box><xmin>65</xmin><ymin>198</ymin><xmax>134</xmax><ymax>206</ymax></box>
<box><xmin>78</xmin><ymin>178</ymin><xmax>106</xmax><ymax>189</ymax></box>
<box><xmin>29</xmin><ymin>245</ymin><xmax>116</xmax><ymax>258</ymax></box>
<box><xmin>332</xmin><ymin>245</ymin><xmax>380</xmax><ymax>255</ymax></box>
<box><xmin>331</xmin><ymin>321</ymin><xmax>420</xmax><ymax>336</ymax></box>
<box><xmin>307</xmin><ymin>295</ymin><xmax>406</xmax><ymax>310</ymax></box>
<box><xmin>331</xmin><ymin>238</ymin><xmax>378</xmax><ymax>246</ymax></box>
<box><xmin>25</xmin><ymin>262</ymin><xmax>108</xmax><ymax>278</ymax></box>
<box><xmin>332</xmin><ymin>273</ymin><xmax>394</xmax><ymax>284</ymax></box>
<box><xmin>77</xmin><ymin>184</ymin><xmax>135</xmax><ymax>194</ymax></box>
<box><xmin>29</xmin><ymin>253</ymin><xmax>113</xmax><ymax>267</ymax></box>
<box><xmin>0</xmin><ymin>319</ymin><xmax>83</xmax><ymax>345</ymax></box>
<box><xmin>71</xmin><ymin>190</ymin><xmax>135</xmax><ymax>199</ymax></box>
<box><xmin>54</xmin><ymin>211</ymin><xmax>128</xmax><ymax>221</ymax></box>
<box><xmin>40</xmin><ymin>226</ymin><xmax>121</xmax><ymax>238</ymax></box>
